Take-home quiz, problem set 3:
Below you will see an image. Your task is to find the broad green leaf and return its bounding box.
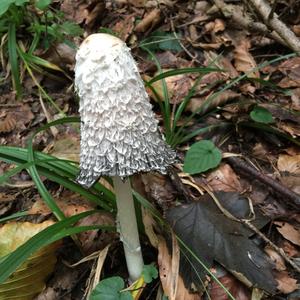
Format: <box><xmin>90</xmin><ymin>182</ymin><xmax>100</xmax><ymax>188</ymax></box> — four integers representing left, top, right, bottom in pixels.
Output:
<box><xmin>183</xmin><ymin>140</ymin><xmax>222</xmax><ymax>174</ymax></box>
<box><xmin>35</xmin><ymin>0</ymin><xmax>51</xmax><ymax>10</ymax></box>
<box><xmin>142</xmin><ymin>264</ymin><xmax>158</xmax><ymax>283</ymax></box>
<box><xmin>89</xmin><ymin>277</ymin><xmax>133</xmax><ymax>300</ymax></box>
<box><xmin>250</xmin><ymin>106</ymin><xmax>274</xmax><ymax>124</ymax></box>
<box><xmin>0</xmin><ymin>0</ymin><xmax>28</xmax><ymax>16</ymax></box>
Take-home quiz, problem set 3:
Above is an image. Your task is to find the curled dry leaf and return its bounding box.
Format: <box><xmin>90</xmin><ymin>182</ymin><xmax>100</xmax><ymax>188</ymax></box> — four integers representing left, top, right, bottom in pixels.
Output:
<box><xmin>0</xmin><ymin>114</ymin><xmax>16</xmax><ymax>133</ymax></box>
<box><xmin>274</xmin><ymin>221</ymin><xmax>300</xmax><ymax>246</ymax></box>
<box><xmin>135</xmin><ymin>9</ymin><xmax>161</xmax><ymax>33</ymax></box>
<box><xmin>187</xmin><ymin>90</ymin><xmax>239</xmax><ymax>115</ymax></box>
<box><xmin>275</xmin><ymin>271</ymin><xmax>299</xmax><ymax>294</ymax></box>
<box><xmin>234</xmin><ymin>40</ymin><xmax>259</xmax><ymax>78</ymax></box>
<box><xmin>206</xmin><ymin>163</ymin><xmax>243</xmax><ymax>192</ymax></box>
<box><xmin>158</xmin><ymin>236</ymin><xmax>200</xmax><ymax>300</ymax></box>
<box><xmin>278</xmin><ymin>154</ymin><xmax>300</xmax><ymax>174</ymax></box>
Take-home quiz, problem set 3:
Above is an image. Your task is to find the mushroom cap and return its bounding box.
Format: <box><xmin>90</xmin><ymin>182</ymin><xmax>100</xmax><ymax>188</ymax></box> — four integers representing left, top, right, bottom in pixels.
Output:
<box><xmin>75</xmin><ymin>33</ymin><xmax>176</xmax><ymax>188</ymax></box>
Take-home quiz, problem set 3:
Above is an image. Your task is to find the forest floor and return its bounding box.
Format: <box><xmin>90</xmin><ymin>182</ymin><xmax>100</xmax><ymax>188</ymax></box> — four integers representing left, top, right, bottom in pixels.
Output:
<box><xmin>0</xmin><ymin>0</ymin><xmax>300</xmax><ymax>299</ymax></box>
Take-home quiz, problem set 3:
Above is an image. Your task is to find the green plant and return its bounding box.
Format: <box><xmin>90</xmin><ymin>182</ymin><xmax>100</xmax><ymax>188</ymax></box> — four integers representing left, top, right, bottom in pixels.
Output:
<box><xmin>183</xmin><ymin>140</ymin><xmax>222</xmax><ymax>174</ymax></box>
<box><xmin>1</xmin><ymin>0</ymin><xmax>83</xmax><ymax>98</ymax></box>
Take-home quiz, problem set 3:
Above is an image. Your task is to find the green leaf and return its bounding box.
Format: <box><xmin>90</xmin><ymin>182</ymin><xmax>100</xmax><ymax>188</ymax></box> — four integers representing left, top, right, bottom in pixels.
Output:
<box><xmin>35</xmin><ymin>0</ymin><xmax>51</xmax><ymax>10</ymax></box>
<box><xmin>0</xmin><ymin>0</ymin><xmax>14</xmax><ymax>16</ymax></box>
<box><xmin>142</xmin><ymin>264</ymin><xmax>158</xmax><ymax>283</ymax></box>
<box><xmin>140</xmin><ymin>31</ymin><xmax>182</xmax><ymax>52</ymax></box>
<box><xmin>250</xmin><ymin>106</ymin><xmax>274</xmax><ymax>124</ymax></box>
<box><xmin>183</xmin><ymin>140</ymin><xmax>222</xmax><ymax>174</ymax></box>
<box><xmin>60</xmin><ymin>21</ymin><xmax>83</xmax><ymax>36</ymax></box>
<box><xmin>89</xmin><ymin>277</ymin><xmax>133</xmax><ymax>300</ymax></box>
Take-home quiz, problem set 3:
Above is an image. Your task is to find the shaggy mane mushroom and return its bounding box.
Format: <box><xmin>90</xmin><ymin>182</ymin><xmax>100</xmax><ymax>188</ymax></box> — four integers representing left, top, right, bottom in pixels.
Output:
<box><xmin>75</xmin><ymin>33</ymin><xmax>176</xmax><ymax>281</ymax></box>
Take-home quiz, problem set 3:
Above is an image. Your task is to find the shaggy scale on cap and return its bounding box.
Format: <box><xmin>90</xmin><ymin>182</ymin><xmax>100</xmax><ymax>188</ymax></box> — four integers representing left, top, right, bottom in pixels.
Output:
<box><xmin>75</xmin><ymin>33</ymin><xmax>176</xmax><ymax>188</ymax></box>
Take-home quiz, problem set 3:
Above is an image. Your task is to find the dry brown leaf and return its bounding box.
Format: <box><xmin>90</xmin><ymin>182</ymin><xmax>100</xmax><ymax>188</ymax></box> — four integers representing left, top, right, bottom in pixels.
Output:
<box><xmin>206</xmin><ymin>163</ymin><xmax>243</xmax><ymax>192</ymax></box>
<box><xmin>147</xmin><ymin>71</ymin><xmax>194</xmax><ymax>104</ymax></box>
<box><xmin>275</xmin><ymin>271</ymin><xmax>299</xmax><ymax>294</ymax></box>
<box><xmin>0</xmin><ymin>114</ymin><xmax>16</xmax><ymax>133</ymax></box>
<box><xmin>278</xmin><ymin>154</ymin><xmax>300</xmax><ymax>174</ymax></box>
<box><xmin>264</xmin><ymin>246</ymin><xmax>286</xmax><ymax>271</ymax></box>
<box><xmin>112</xmin><ymin>15</ymin><xmax>135</xmax><ymax>41</ymax></box>
<box><xmin>278</xmin><ymin>122</ymin><xmax>300</xmax><ymax>138</ymax></box>
<box><xmin>135</xmin><ymin>9</ymin><xmax>161</xmax><ymax>33</ymax></box>
<box><xmin>278</xmin><ymin>57</ymin><xmax>300</xmax><ymax>88</ymax></box>
<box><xmin>291</xmin><ymin>88</ymin><xmax>300</xmax><ymax>110</ymax></box>
<box><xmin>128</xmin><ymin>0</ymin><xmax>146</xmax><ymax>7</ymax></box>
<box><xmin>158</xmin><ymin>236</ymin><xmax>200</xmax><ymax>300</ymax></box>
<box><xmin>209</xmin><ymin>272</ymin><xmax>250</xmax><ymax>300</ymax></box>
<box><xmin>281</xmin><ymin>240</ymin><xmax>299</xmax><ymax>257</ymax></box>
<box><xmin>234</xmin><ymin>40</ymin><xmax>259</xmax><ymax>78</ymax></box>
<box><xmin>274</xmin><ymin>221</ymin><xmax>300</xmax><ymax>246</ymax></box>
<box><xmin>204</xmin><ymin>19</ymin><xmax>225</xmax><ymax>34</ymax></box>
<box><xmin>141</xmin><ymin>173</ymin><xmax>176</xmax><ymax>209</ymax></box>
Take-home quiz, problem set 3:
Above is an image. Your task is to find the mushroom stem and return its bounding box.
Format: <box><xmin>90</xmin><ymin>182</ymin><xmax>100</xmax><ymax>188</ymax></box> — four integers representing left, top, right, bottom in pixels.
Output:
<box><xmin>113</xmin><ymin>176</ymin><xmax>144</xmax><ymax>281</ymax></box>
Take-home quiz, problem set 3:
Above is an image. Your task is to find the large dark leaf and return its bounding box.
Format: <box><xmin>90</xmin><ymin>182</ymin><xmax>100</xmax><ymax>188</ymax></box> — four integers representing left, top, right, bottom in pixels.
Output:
<box><xmin>166</xmin><ymin>192</ymin><xmax>277</xmax><ymax>294</ymax></box>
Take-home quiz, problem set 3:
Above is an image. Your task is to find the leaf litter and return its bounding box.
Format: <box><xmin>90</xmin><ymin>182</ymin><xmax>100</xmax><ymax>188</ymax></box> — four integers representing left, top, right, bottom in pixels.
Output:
<box><xmin>1</xmin><ymin>0</ymin><xmax>300</xmax><ymax>299</ymax></box>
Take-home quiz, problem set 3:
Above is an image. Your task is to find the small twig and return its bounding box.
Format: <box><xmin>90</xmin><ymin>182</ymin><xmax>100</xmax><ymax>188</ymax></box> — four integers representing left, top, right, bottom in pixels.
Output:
<box><xmin>212</xmin><ymin>0</ymin><xmax>286</xmax><ymax>46</ymax></box>
<box><xmin>226</xmin><ymin>157</ymin><xmax>300</xmax><ymax>210</ymax></box>
<box><xmin>248</xmin><ymin>0</ymin><xmax>300</xmax><ymax>52</ymax></box>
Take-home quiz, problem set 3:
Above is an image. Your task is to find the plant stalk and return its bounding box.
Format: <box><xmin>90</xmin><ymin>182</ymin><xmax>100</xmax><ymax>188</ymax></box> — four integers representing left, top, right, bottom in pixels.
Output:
<box><xmin>113</xmin><ymin>176</ymin><xmax>144</xmax><ymax>281</ymax></box>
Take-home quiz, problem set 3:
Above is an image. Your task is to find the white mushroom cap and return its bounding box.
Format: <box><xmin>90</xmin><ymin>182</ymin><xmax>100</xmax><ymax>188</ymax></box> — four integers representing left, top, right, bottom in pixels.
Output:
<box><xmin>75</xmin><ymin>33</ymin><xmax>176</xmax><ymax>188</ymax></box>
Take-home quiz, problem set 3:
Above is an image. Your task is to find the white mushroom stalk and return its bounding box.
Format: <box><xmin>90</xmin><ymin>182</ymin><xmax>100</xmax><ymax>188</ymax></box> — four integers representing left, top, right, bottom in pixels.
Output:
<box><xmin>75</xmin><ymin>33</ymin><xmax>176</xmax><ymax>281</ymax></box>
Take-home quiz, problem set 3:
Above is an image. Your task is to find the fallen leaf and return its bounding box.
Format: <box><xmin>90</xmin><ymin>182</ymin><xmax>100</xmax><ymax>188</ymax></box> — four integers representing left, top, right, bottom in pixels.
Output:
<box><xmin>158</xmin><ymin>236</ymin><xmax>200</xmax><ymax>300</ymax></box>
<box><xmin>264</xmin><ymin>246</ymin><xmax>286</xmax><ymax>271</ymax></box>
<box><xmin>112</xmin><ymin>14</ymin><xmax>135</xmax><ymax>41</ymax></box>
<box><xmin>135</xmin><ymin>9</ymin><xmax>161</xmax><ymax>33</ymax></box>
<box><xmin>0</xmin><ymin>221</ymin><xmax>60</xmax><ymax>299</ymax></box>
<box><xmin>278</xmin><ymin>57</ymin><xmax>300</xmax><ymax>88</ymax></box>
<box><xmin>166</xmin><ymin>193</ymin><xmax>277</xmax><ymax>294</ymax></box>
<box><xmin>209</xmin><ymin>269</ymin><xmax>250</xmax><ymax>300</ymax></box>
<box><xmin>234</xmin><ymin>40</ymin><xmax>259</xmax><ymax>78</ymax></box>
<box><xmin>206</xmin><ymin>163</ymin><xmax>243</xmax><ymax>192</ymax></box>
<box><xmin>278</xmin><ymin>154</ymin><xmax>300</xmax><ymax>174</ymax></box>
<box><xmin>274</xmin><ymin>221</ymin><xmax>300</xmax><ymax>246</ymax></box>
<box><xmin>275</xmin><ymin>271</ymin><xmax>299</xmax><ymax>294</ymax></box>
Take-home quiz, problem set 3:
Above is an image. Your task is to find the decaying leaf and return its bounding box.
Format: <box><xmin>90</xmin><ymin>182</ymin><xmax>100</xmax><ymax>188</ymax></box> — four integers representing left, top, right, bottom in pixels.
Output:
<box><xmin>0</xmin><ymin>114</ymin><xmax>16</xmax><ymax>133</ymax></box>
<box><xmin>264</xmin><ymin>246</ymin><xmax>286</xmax><ymax>271</ymax></box>
<box><xmin>166</xmin><ymin>193</ymin><xmax>277</xmax><ymax>294</ymax></box>
<box><xmin>158</xmin><ymin>236</ymin><xmax>200</xmax><ymax>300</ymax></box>
<box><xmin>209</xmin><ymin>269</ymin><xmax>250</xmax><ymax>300</ymax></box>
<box><xmin>206</xmin><ymin>163</ymin><xmax>243</xmax><ymax>192</ymax></box>
<box><xmin>0</xmin><ymin>221</ymin><xmax>60</xmax><ymax>299</ymax></box>
<box><xmin>234</xmin><ymin>40</ymin><xmax>259</xmax><ymax>78</ymax></box>
<box><xmin>278</xmin><ymin>57</ymin><xmax>300</xmax><ymax>88</ymax></box>
<box><xmin>135</xmin><ymin>9</ymin><xmax>161</xmax><ymax>33</ymax></box>
<box><xmin>275</xmin><ymin>271</ymin><xmax>299</xmax><ymax>294</ymax></box>
<box><xmin>274</xmin><ymin>221</ymin><xmax>300</xmax><ymax>247</ymax></box>
<box><xmin>278</xmin><ymin>154</ymin><xmax>300</xmax><ymax>174</ymax></box>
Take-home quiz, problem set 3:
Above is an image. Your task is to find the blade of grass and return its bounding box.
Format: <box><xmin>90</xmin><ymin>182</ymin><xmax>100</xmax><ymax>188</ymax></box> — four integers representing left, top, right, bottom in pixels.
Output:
<box><xmin>0</xmin><ymin>211</ymin><xmax>28</xmax><ymax>224</ymax></box>
<box><xmin>0</xmin><ymin>146</ymin><xmax>115</xmax><ymax>205</ymax></box>
<box><xmin>146</xmin><ymin>67</ymin><xmax>221</xmax><ymax>85</ymax></box>
<box><xmin>8</xmin><ymin>22</ymin><xmax>21</xmax><ymax>97</ymax></box>
<box><xmin>0</xmin><ymin>210</ymin><xmax>113</xmax><ymax>283</ymax></box>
